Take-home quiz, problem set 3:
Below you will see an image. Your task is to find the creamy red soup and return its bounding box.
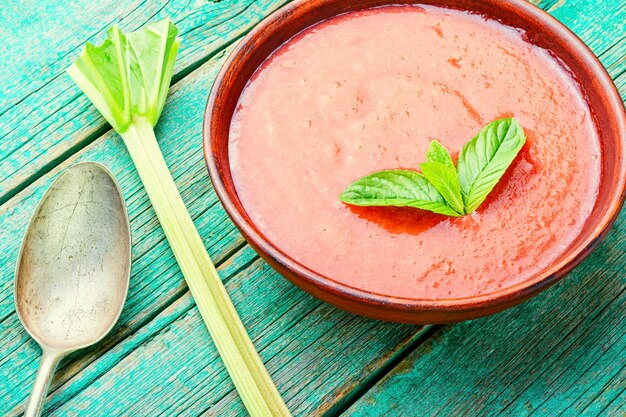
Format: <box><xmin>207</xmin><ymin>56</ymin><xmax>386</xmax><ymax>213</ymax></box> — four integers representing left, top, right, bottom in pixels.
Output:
<box><xmin>228</xmin><ymin>5</ymin><xmax>600</xmax><ymax>299</ymax></box>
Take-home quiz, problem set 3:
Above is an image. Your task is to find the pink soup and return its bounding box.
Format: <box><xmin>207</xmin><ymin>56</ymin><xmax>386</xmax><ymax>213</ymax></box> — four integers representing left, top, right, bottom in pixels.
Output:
<box><xmin>228</xmin><ymin>5</ymin><xmax>601</xmax><ymax>299</ymax></box>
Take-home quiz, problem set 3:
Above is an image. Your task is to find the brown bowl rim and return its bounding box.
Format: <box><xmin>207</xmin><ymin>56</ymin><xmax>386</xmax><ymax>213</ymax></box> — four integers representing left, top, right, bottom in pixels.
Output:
<box><xmin>203</xmin><ymin>0</ymin><xmax>626</xmax><ymax>316</ymax></box>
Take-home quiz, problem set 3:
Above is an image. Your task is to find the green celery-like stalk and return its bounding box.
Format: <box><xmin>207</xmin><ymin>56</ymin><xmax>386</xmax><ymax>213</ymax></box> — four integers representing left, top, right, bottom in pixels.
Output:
<box><xmin>67</xmin><ymin>20</ymin><xmax>291</xmax><ymax>417</ymax></box>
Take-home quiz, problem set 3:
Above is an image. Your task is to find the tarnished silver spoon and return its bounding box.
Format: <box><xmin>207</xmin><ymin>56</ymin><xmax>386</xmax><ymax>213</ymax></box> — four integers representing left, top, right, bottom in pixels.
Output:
<box><xmin>14</xmin><ymin>162</ymin><xmax>131</xmax><ymax>417</ymax></box>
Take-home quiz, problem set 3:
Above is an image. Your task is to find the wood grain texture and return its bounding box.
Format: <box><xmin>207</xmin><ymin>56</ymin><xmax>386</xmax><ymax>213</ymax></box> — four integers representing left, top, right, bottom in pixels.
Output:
<box><xmin>0</xmin><ymin>0</ymin><xmax>625</xmax><ymax>415</ymax></box>
<box><xmin>0</xmin><ymin>0</ymin><xmax>290</xmax><ymax>203</ymax></box>
<box><xmin>345</xmin><ymin>211</ymin><xmax>625</xmax><ymax>416</ymax></box>
<box><xmin>0</xmin><ymin>48</ymin><xmax>244</xmax><ymax>414</ymax></box>
<box><xmin>345</xmin><ymin>0</ymin><xmax>626</xmax><ymax>411</ymax></box>
<box><xmin>0</xmin><ymin>38</ymin><xmax>424</xmax><ymax>416</ymax></box>
<box><xmin>41</xmin><ymin>247</ymin><xmax>422</xmax><ymax>417</ymax></box>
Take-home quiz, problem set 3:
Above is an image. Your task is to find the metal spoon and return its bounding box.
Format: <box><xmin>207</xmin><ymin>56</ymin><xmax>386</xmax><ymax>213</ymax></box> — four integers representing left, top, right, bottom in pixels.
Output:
<box><xmin>14</xmin><ymin>162</ymin><xmax>131</xmax><ymax>417</ymax></box>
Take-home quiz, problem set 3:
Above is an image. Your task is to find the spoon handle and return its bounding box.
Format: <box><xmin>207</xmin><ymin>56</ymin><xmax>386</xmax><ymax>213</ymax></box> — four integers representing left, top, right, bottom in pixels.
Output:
<box><xmin>24</xmin><ymin>349</ymin><xmax>62</xmax><ymax>417</ymax></box>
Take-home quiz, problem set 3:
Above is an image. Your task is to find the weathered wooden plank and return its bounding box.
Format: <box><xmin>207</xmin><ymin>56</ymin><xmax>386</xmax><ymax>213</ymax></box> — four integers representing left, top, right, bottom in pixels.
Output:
<box><xmin>0</xmin><ymin>0</ymin><xmax>624</xmax><ymax>416</ymax></box>
<box><xmin>344</xmin><ymin>210</ymin><xmax>625</xmax><ymax>416</ymax></box>
<box><xmin>0</xmin><ymin>45</ymin><xmax>236</xmax><ymax>319</ymax></box>
<box><xmin>0</xmin><ymin>47</ymin><xmax>246</xmax><ymax>413</ymax></box>
<box><xmin>0</xmin><ymin>240</ymin><xmax>251</xmax><ymax>416</ymax></box>
<box><xmin>343</xmin><ymin>1</ymin><xmax>626</xmax><ymax>413</ymax></box>
<box><xmin>531</xmin><ymin>0</ymin><xmax>626</xmax><ymax>58</ymax></box>
<box><xmin>23</xmin><ymin>246</ymin><xmax>423</xmax><ymax>417</ymax></box>
<box><xmin>0</xmin><ymin>29</ymin><xmax>425</xmax><ymax>417</ymax></box>
<box><xmin>5</xmin><ymin>0</ymin><xmax>617</xmax><ymax>207</ymax></box>
<box><xmin>0</xmin><ymin>0</ymin><xmax>290</xmax><ymax>203</ymax></box>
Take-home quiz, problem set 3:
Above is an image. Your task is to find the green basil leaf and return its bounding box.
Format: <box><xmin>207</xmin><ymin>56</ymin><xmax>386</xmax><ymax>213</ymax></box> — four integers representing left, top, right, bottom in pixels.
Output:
<box><xmin>340</xmin><ymin>118</ymin><xmax>526</xmax><ymax>218</ymax></box>
<box><xmin>339</xmin><ymin>169</ymin><xmax>462</xmax><ymax>217</ymax></box>
<box><xmin>420</xmin><ymin>161</ymin><xmax>465</xmax><ymax>215</ymax></box>
<box><xmin>426</xmin><ymin>139</ymin><xmax>455</xmax><ymax>169</ymax></box>
<box><xmin>457</xmin><ymin>118</ymin><xmax>526</xmax><ymax>213</ymax></box>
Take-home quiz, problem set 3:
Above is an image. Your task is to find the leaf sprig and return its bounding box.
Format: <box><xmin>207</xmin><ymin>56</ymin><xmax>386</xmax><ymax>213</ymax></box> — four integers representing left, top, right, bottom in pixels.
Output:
<box><xmin>340</xmin><ymin>117</ymin><xmax>526</xmax><ymax>216</ymax></box>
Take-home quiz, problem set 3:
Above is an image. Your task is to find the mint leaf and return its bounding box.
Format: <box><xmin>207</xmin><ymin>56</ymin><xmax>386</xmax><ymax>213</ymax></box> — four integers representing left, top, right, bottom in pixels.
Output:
<box><xmin>420</xmin><ymin>161</ymin><xmax>464</xmax><ymax>215</ymax></box>
<box><xmin>421</xmin><ymin>141</ymin><xmax>464</xmax><ymax>214</ymax></box>
<box><xmin>339</xmin><ymin>118</ymin><xmax>526</xmax><ymax>217</ymax></box>
<box><xmin>426</xmin><ymin>139</ymin><xmax>455</xmax><ymax>169</ymax></box>
<box><xmin>457</xmin><ymin>118</ymin><xmax>526</xmax><ymax>213</ymax></box>
<box><xmin>339</xmin><ymin>170</ymin><xmax>462</xmax><ymax>217</ymax></box>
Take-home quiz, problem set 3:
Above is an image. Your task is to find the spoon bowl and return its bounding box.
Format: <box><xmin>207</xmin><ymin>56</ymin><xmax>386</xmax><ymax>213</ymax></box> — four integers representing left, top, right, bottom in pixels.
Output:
<box><xmin>14</xmin><ymin>162</ymin><xmax>131</xmax><ymax>416</ymax></box>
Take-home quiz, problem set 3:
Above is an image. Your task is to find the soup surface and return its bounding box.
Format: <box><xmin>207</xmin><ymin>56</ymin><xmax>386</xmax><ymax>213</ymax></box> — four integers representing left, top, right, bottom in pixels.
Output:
<box><xmin>228</xmin><ymin>5</ymin><xmax>600</xmax><ymax>299</ymax></box>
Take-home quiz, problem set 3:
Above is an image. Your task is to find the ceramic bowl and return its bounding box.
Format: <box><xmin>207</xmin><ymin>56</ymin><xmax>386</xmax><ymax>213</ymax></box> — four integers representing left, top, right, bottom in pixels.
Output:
<box><xmin>203</xmin><ymin>0</ymin><xmax>626</xmax><ymax>323</ymax></box>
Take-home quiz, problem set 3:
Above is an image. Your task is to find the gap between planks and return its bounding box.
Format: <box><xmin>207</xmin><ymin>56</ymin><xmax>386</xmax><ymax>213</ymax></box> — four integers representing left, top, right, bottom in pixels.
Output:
<box><xmin>0</xmin><ymin>37</ymin><xmax>237</xmax><ymax>207</ymax></box>
<box><xmin>3</xmin><ymin>239</ymin><xmax>250</xmax><ymax>416</ymax></box>
<box><xmin>323</xmin><ymin>324</ymin><xmax>441</xmax><ymax>416</ymax></box>
<box><xmin>0</xmin><ymin>0</ymin><xmax>295</xmax><ymax>203</ymax></box>
<box><xmin>2</xmin><ymin>0</ymin><xmax>625</xmax><ymax>210</ymax></box>
<box><xmin>2</xmin><ymin>1</ymin><xmax>625</xmax><ymax>415</ymax></box>
<box><xmin>6</xmin><ymin>241</ymin><xmax>434</xmax><ymax>416</ymax></box>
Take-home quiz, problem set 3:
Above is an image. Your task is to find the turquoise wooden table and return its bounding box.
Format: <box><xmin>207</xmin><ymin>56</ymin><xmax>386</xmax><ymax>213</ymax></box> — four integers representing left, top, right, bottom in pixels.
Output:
<box><xmin>0</xmin><ymin>1</ymin><xmax>624</xmax><ymax>415</ymax></box>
